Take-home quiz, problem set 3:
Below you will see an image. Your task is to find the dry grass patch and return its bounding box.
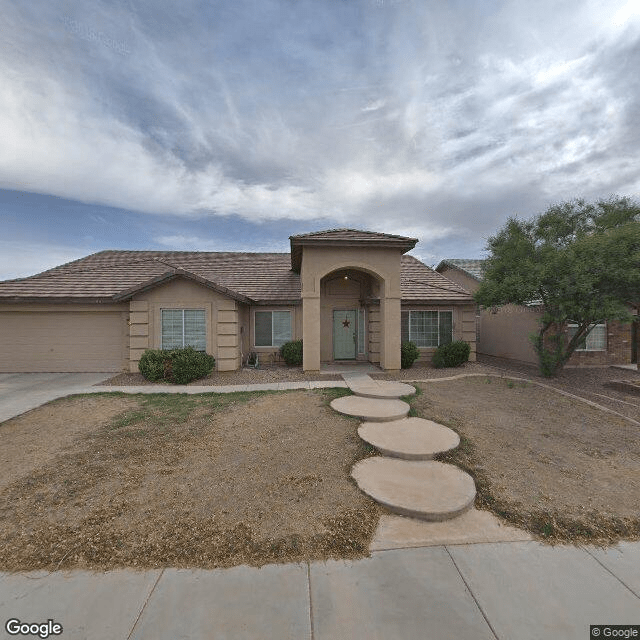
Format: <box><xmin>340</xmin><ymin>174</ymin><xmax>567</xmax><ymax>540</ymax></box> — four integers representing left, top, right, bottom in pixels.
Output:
<box><xmin>412</xmin><ymin>377</ymin><xmax>640</xmax><ymax>543</ymax></box>
<box><xmin>0</xmin><ymin>388</ymin><xmax>380</xmax><ymax>572</ymax></box>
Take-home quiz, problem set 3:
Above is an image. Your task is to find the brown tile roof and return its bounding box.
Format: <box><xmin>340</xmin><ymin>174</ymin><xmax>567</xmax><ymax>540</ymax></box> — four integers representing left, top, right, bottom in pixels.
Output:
<box><xmin>290</xmin><ymin>228</ymin><xmax>418</xmax><ymax>242</ymax></box>
<box><xmin>289</xmin><ymin>228</ymin><xmax>417</xmax><ymax>272</ymax></box>
<box><xmin>0</xmin><ymin>249</ymin><xmax>473</xmax><ymax>304</ymax></box>
<box><xmin>401</xmin><ymin>256</ymin><xmax>474</xmax><ymax>302</ymax></box>
<box><xmin>435</xmin><ymin>258</ymin><xmax>485</xmax><ymax>280</ymax></box>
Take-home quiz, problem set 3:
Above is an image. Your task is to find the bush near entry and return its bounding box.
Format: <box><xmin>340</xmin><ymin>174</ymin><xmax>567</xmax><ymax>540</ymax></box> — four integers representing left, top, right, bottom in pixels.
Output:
<box><xmin>432</xmin><ymin>341</ymin><xmax>471</xmax><ymax>368</ymax></box>
<box><xmin>280</xmin><ymin>340</ymin><xmax>303</xmax><ymax>366</ymax></box>
<box><xmin>139</xmin><ymin>347</ymin><xmax>216</xmax><ymax>384</ymax></box>
<box><xmin>401</xmin><ymin>341</ymin><xmax>420</xmax><ymax>369</ymax></box>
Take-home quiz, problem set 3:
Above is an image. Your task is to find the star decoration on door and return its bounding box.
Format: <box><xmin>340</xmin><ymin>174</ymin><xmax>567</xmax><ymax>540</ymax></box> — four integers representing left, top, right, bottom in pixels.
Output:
<box><xmin>342</xmin><ymin>317</ymin><xmax>351</xmax><ymax>328</ymax></box>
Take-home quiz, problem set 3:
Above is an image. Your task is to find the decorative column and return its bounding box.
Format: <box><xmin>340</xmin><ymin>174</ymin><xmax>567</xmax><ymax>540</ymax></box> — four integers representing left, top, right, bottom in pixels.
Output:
<box><xmin>302</xmin><ymin>293</ymin><xmax>321</xmax><ymax>371</ymax></box>
<box><xmin>380</xmin><ymin>294</ymin><xmax>401</xmax><ymax>370</ymax></box>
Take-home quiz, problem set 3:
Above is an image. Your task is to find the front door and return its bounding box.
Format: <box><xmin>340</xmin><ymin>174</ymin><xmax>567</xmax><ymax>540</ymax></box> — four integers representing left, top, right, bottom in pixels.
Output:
<box><xmin>333</xmin><ymin>310</ymin><xmax>357</xmax><ymax>360</ymax></box>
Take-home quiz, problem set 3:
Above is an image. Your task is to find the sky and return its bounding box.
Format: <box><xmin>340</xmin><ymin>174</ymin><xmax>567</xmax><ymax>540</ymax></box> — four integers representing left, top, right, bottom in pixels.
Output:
<box><xmin>1</xmin><ymin>0</ymin><xmax>639</xmax><ymax>280</ymax></box>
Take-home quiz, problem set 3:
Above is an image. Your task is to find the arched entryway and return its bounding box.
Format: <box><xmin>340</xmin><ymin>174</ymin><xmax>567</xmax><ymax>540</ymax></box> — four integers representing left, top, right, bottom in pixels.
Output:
<box><xmin>320</xmin><ymin>268</ymin><xmax>380</xmax><ymax>363</ymax></box>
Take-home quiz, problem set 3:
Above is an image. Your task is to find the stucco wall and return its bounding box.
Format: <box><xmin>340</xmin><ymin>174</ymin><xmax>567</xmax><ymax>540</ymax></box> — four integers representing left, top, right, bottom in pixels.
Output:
<box><xmin>478</xmin><ymin>304</ymin><xmax>540</xmax><ymax>365</ymax></box>
<box><xmin>319</xmin><ymin>271</ymin><xmax>372</xmax><ymax>361</ymax></box>
<box><xmin>247</xmin><ymin>304</ymin><xmax>299</xmax><ymax>364</ymax></box>
<box><xmin>130</xmin><ymin>277</ymin><xmax>240</xmax><ymax>372</ymax></box>
<box><xmin>402</xmin><ymin>304</ymin><xmax>476</xmax><ymax>364</ymax></box>
<box><xmin>300</xmin><ymin>245</ymin><xmax>403</xmax><ymax>370</ymax></box>
<box><xmin>437</xmin><ymin>266</ymin><xmax>480</xmax><ymax>295</ymax></box>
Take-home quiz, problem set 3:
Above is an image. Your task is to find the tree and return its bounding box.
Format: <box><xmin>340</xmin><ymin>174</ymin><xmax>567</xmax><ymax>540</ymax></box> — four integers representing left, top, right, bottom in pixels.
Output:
<box><xmin>475</xmin><ymin>197</ymin><xmax>640</xmax><ymax>377</ymax></box>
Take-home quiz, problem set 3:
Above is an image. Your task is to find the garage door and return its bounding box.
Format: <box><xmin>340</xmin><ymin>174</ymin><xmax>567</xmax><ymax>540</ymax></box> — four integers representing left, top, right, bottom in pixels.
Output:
<box><xmin>0</xmin><ymin>311</ymin><xmax>126</xmax><ymax>372</ymax></box>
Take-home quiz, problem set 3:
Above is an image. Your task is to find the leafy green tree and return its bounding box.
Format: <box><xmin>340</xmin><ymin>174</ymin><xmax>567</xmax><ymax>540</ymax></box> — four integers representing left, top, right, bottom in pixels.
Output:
<box><xmin>475</xmin><ymin>197</ymin><xmax>640</xmax><ymax>376</ymax></box>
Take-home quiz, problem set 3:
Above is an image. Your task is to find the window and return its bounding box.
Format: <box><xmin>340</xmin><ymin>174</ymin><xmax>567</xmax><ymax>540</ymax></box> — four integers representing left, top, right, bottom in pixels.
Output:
<box><xmin>401</xmin><ymin>310</ymin><xmax>453</xmax><ymax>347</ymax></box>
<box><xmin>161</xmin><ymin>309</ymin><xmax>206</xmax><ymax>351</ymax></box>
<box><xmin>567</xmin><ymin>323</ymin><xmax>606</xmax><ymax>351</ymax></box>
<box><xmin>255</xmin><ymin>311</ymin><xmax>292</xmax><ymax>347</ymax></box>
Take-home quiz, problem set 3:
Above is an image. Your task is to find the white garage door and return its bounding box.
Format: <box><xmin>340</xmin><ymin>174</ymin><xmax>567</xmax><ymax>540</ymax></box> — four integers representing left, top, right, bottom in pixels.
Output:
<box><xmin>0</xmin><ymin>310</ymin><xmax>126</xmax><ymax>372</ymax></box>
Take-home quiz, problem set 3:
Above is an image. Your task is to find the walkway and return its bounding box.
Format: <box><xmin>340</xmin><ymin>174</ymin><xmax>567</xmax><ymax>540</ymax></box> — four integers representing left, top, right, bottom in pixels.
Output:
<box><xmin>2</xmin><ymin>541</ymin><xmax>639</xmax><ymax>639</ymax></box>
<box><xmin>331</xmin><ymin>373</ymin><xmax>477</xmax><ymax>522</ymax></box>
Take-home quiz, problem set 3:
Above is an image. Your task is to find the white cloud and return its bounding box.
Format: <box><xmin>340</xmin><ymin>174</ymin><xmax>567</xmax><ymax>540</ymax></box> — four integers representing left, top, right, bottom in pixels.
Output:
<box><xmin>0</xmin><ymin>241</ymin><xmax>88</xmax><ymax>280</ymax></box>
<box><xmin>0</xmin><ymin>0</ymin><xmax>638</xmax><ymax>255</ymax></box>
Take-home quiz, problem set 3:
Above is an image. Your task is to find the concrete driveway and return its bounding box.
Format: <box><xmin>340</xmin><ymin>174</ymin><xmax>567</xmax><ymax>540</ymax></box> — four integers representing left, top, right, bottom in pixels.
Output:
<box><xmin>0</xmin><ymin>373</ymin><xmax>113</xmax><ymax>423</ymax></box>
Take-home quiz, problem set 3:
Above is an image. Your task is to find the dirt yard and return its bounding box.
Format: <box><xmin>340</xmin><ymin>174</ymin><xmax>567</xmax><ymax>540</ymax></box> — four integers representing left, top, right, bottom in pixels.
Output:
<box><xmin>0</xmin><ymin>389</ymin><xmax>379</xmax><ymax>572</ymax></box>
<box><xmin>413</xmin><ymin>376</ymin><xmax>640</xmax><ymax>542</ymax></box>
<box><xmin>2</xmin><ymin>375</ymin><xmax>639</xmax><ymax>572</ymax></box>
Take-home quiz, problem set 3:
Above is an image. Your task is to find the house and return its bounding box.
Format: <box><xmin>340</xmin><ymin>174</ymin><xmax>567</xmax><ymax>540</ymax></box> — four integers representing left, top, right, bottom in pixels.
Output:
<box><xmin>436</xmin><ymin>259</ymin><xmax>639</xmax><ymax>368</ymax></box>
<box><xmin>0</xmin><ymin>230</ymin><xmax>477</xmax><ymax>373</ymax></box>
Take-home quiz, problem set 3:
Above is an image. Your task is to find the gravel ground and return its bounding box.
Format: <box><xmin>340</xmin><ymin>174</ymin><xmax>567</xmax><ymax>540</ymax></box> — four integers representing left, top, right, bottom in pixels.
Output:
<box><xmin>413</xmin><ymin>376</ymin><xmax>640</xmax><ymax>542</ymax></box>
<box><xmin>471</xmin><ymin>355</ymin><xmax>640</xmax><ymax>423</ymax></box>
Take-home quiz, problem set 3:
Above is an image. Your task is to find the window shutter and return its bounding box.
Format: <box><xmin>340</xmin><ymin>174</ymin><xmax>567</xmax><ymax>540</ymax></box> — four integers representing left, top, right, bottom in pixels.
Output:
<box><xmin>255</xmin><ymin>312</ymin><xmax>272</xmax><ymax>346</ymax></box>
<box><xmin>272</xmin><ymin>311</ymin><xmax>292</xmax><ymax>347</ymax></box>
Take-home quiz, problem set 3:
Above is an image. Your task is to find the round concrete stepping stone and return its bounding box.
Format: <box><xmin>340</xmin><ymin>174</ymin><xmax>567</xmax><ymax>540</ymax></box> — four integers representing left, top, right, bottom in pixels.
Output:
<box><xmin>330</xmin><ymin>395</ymin><xmax>410</xmax><ymax>422</ymax></box>
<box><xmin>350</xmin><ymin>381</ymin><xmax>416</xmax><ymax>399</ymax></box>
<box><xmin>351</xmin><ymin>457</ymin><xmax>476</xmax><ymax>521</ymax></box>
<box><xmin>358</xmin><ymin>417</ymin><xmax>460</xmax><ymax>460</ymax></box>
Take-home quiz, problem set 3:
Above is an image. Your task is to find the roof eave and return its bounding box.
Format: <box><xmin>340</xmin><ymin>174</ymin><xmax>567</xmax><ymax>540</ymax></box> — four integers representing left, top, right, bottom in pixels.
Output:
<box><xmin>113</xmin><ymin>269</ymin><xmax>253</xmax><ymax>304</ymax></box>
<box><xmin>0</xmin><ymin>296</ymin><xmax>120</xmax><ymax>304</ymax></box>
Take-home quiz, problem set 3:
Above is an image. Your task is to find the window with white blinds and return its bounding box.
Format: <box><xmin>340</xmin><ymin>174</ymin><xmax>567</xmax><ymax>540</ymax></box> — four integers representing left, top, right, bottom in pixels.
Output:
<box><xmin>161</xmin><ymin>309</ymin><xmax>206</xmax><ymax>351</ymax></box>
<box><xmin>567</xmin><ymin>323</ymin><xmax>606</xmax><ymax>351</ymax></box>
<box><xmin>401</xmin><ymin>310</ymin><xmax>453</xmax><ymax>347</ymax></box>
<box><xmin>254</xmin><ymin>311</ymin><xmax>292</xmax><ymax>347</ymax></box>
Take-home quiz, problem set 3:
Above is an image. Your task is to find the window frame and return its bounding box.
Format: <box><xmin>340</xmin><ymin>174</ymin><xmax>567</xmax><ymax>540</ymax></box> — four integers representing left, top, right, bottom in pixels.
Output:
<box><xmin>160</xmin><ymin>308</ymin><xmax>207</xmax><ymax>351</ymax></box>
<box><xmin>253</xmin><ymin>309</ymin><xmax>293</xmax><ymax>348</ymax></box>
<box><xmin>401</xmin><ymin>309</ymin><xmax>454</xmax><ymax>348</ymax></box>
<box><xmin>567</xmin><ymin>322</ymin><xmax>607</xmax><ymax>352</ymax></box>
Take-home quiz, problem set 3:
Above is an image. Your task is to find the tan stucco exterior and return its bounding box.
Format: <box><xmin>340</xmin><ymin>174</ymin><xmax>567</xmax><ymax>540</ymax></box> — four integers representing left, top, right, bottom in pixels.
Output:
<box><xmin>0</xmin><ymin>232</ymin><xmax>479</xmax><ymax>373</ymax></box>
<box><xmin>130</xmin><ymin>277</ymin><xmax>240</xmax><ymax>372</ymax></box>
<box><xmin>0</xmin><ymin>303</ymin><xmax>128</xmax><ymax>372</ymax></box>
<box><xmin>299</xmin><ymin>245</ymin><xmax>403</xmax><ymax>371</ymax></box>
<box><xmin>402</xmin><ymin>303</ymin><xmax>477</xmax><ymax>364</ymax></box>
<box><xmin>436</xmin><ymin>266</ymin><xmax>480</xmax><ymax>295</ymax></box>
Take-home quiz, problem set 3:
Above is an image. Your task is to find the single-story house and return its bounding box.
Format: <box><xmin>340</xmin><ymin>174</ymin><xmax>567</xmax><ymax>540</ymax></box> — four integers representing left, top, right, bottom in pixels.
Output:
<box><xmin>435</xmin><ymin>258</ymin><xmax>639</xmax><ymax>368</ymax></box>
<box><xmin>0</xmin><ymin>230</ymin><xmax>476</xmax><ymax>373</ymax></box>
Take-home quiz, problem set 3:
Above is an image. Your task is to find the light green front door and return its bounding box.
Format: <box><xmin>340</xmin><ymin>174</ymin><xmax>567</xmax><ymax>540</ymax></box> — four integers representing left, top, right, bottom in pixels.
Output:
<box><xmin>333</xmin><ymin>310</ymin><xmax>357</xmax><ymax>360</ymax></box>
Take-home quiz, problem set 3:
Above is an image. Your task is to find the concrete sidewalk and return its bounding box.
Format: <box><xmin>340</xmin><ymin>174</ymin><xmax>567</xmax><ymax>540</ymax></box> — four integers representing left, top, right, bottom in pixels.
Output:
<box><xmin>1</xmin><ymin>540</ymin><xmax>638</xmax><ymax>639</ymax></box>
<box><xmin>0</xmin><ymin>373</ymin><xmax>348</xmax><ymax>423</ymax></box>
<box><xmin>0</xmin><ymin>373</ymin><xmax>117</xmax><ymax>423</ymax></box>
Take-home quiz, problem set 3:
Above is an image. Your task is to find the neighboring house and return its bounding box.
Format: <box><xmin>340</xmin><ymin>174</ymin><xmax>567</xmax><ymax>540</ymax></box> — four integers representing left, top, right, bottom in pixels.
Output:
<box><xmin>436</xmin><ymin>259</ymin><xmax>639</xmax><ymax>368</ymax></box>
<box><xmin>0</xmin><ymin>230</ymin><xmax>476</xmax><ymax>373</ymax></box>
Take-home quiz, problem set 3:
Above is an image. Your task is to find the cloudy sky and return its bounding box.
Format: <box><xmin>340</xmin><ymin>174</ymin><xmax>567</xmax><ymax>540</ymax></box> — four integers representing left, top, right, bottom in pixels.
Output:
<box><xmin>1</xmin><ymin>0</ymin><xmax>639</xmax><ymax>279</ymax></box>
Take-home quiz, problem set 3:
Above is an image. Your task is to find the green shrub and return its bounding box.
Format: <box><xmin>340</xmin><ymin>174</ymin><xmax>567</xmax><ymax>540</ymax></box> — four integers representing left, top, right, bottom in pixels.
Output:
<box><xmin>138</xmin><ymin>349</ymin><xmax>168</xmax><ymax>381</ymax></box>
<box><xmin>431</xmin><ymin>340</ymin><xmax>471</xmax><ymax>368</ymax></box>
<box><xmin>280</xmin><ymin>340</ymin><xmax>303</xmax><ymax>366</ymax></box>
<box><xmin>401</xmin><ymin>341</ymin><xmax>420</xmax><ymax>369</ymax></box>
<box><xmin>138</xmin><ymin>346</ymin><xmax>215</xmax><ymax>384</ymax></box>
<box><xmin>170</xmin><ymin>346</ymin><xmax>216</xmax><ymax>384</ymax></box>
